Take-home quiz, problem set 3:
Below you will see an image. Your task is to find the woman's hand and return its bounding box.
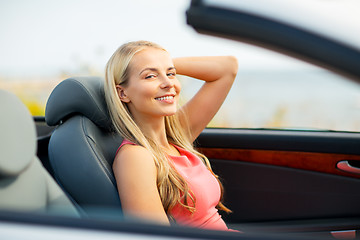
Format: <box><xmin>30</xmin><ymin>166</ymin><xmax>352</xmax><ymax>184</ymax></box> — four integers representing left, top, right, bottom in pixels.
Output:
<box><xmin>174</xmin><ymin>56</ymin><xmax>238</xmax><ymax>141</ymax></box>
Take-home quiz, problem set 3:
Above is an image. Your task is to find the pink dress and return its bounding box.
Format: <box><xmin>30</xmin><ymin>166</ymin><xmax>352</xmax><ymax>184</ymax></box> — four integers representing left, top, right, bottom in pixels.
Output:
<box><xmin>117</xmin><ymin>139</ymin><xmax>231</xmax><ymax>231</ymax></box>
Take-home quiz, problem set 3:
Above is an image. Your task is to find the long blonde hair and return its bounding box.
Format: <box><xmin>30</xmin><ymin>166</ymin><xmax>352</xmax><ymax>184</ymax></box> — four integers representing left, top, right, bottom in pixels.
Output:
<box><xmin>104</xmin><ymin>40</ymin><xmax>230</xmax><ymax>218</ymax></box>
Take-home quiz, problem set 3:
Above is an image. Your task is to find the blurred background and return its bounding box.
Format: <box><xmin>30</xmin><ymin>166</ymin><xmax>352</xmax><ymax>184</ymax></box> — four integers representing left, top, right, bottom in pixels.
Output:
<box><xmin>1</xmin><ymin>0</ymin><xmax>360</xmax><ymax>131</ymax></box>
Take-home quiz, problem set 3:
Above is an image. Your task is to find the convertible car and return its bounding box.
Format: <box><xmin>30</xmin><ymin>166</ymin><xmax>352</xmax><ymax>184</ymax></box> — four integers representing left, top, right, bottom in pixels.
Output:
<box><xmin>1</xmin><ymin>0</ymin><xmax>360</xmax><ymax>239</ymax></box>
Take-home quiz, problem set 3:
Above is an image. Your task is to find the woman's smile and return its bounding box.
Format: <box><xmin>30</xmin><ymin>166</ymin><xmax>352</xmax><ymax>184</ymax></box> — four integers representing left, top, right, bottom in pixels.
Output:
<box><xmin>155</xmin><ymin>95</ymin><xmax>175</xmax><ymax>104</ymax></box>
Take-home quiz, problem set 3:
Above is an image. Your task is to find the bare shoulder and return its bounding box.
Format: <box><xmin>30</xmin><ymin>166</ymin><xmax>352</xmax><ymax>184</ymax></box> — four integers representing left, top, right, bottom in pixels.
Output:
<box><xmin>116</xmin><ymin>144</ymin><xmax>153</xmax><ymax>161</ymax></box>
<box><xmin>113</xmin><ymin>144</ymin><xmax>156</xmax><ymax>175</ymax></box>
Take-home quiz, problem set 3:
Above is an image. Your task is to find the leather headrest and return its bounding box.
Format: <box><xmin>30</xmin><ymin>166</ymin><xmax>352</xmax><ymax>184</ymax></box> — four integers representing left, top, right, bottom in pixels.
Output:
<box><xmin>0</xmin><ymin>90</ymin><xmax>36</xmax><ymax>177</ymax></box>
<box><xmin>45</xmin><ymin>77</ymin><xmax>112</xmax><ymax>130</ymax></box>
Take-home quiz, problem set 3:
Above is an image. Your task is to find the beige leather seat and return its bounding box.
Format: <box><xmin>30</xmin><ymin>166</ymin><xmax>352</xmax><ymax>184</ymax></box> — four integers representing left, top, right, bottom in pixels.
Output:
<box><xmin>0</xmin><ymin>89</ymin><xmax>79</xmax><ymax>216</ymax></box>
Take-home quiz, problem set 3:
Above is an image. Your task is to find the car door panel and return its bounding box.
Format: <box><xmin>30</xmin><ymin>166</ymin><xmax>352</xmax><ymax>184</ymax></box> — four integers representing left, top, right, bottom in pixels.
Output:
<box><xmin>195</xmin><ymin>128</ymin><xmax>360</xmax><ymax>232</ymax></box>
<box><xmin>210</xmin><ymin>159</ymin><xmax>360</xmax><ymax>221</ymax></box>
<box><xmin>201</xmin><ymin>148</ymin><xmax>360</xmax><ymax>179</ymax></box>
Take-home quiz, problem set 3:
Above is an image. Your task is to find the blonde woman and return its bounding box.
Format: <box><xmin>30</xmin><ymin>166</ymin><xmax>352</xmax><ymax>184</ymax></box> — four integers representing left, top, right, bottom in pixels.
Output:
<box><xmin>104</xmin><ymin>41</ymin><xmax>238</xmax><ymax>231</ymax></box>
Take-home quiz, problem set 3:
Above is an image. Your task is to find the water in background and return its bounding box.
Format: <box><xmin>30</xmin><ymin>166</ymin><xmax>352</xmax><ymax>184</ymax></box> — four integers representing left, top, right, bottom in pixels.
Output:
<box><xmin>180</xmin><ymin>69</ymin><xmax>360</xmax><ymax>132</ymax></box>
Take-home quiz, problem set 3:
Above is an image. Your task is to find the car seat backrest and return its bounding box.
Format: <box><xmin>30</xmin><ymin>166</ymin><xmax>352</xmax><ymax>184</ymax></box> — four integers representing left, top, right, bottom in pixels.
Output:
<box><xmin>45</xmin><ymin>77</ymin><xmax>123</xmax><ymax>216</ymax></box>
<box><xmin>45</xmin><ymin>76</ymin><xmax>112</xmax><ymax>128</ymax></box>
<box><xmin>0</xmin><ymin>90</ymin><xmax>79</xmax><ymax>217</ymax></box>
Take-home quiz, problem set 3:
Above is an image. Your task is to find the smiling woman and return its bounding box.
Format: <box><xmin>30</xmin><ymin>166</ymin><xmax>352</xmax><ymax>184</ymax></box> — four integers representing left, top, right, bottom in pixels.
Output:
<box><xmin>104</xmin><ymin>40</ymin><xmax>238</xmax><ymax>230</ymax></box>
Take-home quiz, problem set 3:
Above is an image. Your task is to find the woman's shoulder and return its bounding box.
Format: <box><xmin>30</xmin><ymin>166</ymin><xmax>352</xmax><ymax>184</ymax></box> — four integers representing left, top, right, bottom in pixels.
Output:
<box><xmin>117</xmin><ymin>140</ymin><xmax>151</xmax><ymax>158</ymax></box>
<box><xmin>114</xmin><ymin>140</ymin><xmax>154</xmax><ymax>169</ymax></box>
<box><xmin>116</xmin><ymin>139</ymin><xmax>142</xmax><ymax>155</ymax></box>
<box><xmin>112</xmin><ymin>141</ymin><xmax>158</xmax><ymax>198</ymax></box>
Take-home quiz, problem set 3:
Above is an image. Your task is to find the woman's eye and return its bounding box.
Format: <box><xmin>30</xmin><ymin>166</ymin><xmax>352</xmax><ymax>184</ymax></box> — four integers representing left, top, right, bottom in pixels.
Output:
<box><xmin>145</xmin><ymin>74</ymin><xmax>156</xmax><ymax>79</ymax></box>
<box><xmin>167</xmin><ymin>72</ymin><xmax>176</xmax><ymax>78</ymax></box>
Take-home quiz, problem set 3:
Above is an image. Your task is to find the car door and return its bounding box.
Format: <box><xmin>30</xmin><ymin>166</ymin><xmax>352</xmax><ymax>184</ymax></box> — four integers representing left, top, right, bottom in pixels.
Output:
<box><xmin>196</xmin><ymin>128</ymin><xmax>360</xmax><ymax>234</ymax></box>
<box><xmin>187</xmin><ymin>0</ymin><xmax>360</xmax><ymax>235</ymax></box>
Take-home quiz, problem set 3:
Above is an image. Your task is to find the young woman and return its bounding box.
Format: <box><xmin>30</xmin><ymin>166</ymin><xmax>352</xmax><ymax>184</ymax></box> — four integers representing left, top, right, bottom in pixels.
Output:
<box><xmin>104</xmin><ymin>40</ymin><xmax>238</xmax><ymax>231</ymax></box>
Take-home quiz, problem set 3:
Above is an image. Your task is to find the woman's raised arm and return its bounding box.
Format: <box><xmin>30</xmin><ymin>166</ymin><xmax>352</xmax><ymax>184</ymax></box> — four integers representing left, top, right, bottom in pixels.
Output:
<box><xmin>174</xmin><ymin>56</ymin><xmax>238</xmax><ymax>142</ymax></box>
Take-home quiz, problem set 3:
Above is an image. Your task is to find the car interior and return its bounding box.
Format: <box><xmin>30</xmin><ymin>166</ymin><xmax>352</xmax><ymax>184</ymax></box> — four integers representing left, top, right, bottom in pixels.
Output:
<box><xmin>1</xmin><ymin>0</ymin><xmax>360</xmax><ymax>238</ymax></box>
<box><xmin>45</xmin><ymin>76</ymin><xmax>360</xmax><ymax>236</ymax></box>
<box><xmin>2</xmin><ymin>74</ymin><xmax>360</xmax><ymax>238</ymax></box>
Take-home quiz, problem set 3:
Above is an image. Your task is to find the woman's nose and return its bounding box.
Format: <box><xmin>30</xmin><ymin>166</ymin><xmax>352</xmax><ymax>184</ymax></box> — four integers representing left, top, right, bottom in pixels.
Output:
<box><xmin>160</xmin><ymin>75</ymin><xmax>174</xmax><ymax>88</ymax></box>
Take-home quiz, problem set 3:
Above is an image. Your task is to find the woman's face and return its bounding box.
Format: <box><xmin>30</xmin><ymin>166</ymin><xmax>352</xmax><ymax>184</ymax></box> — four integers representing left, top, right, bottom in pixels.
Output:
<box><xmin>118</xmin><ymin>48</ymin><xmax>181</xmax><ymax>122</ymax></box>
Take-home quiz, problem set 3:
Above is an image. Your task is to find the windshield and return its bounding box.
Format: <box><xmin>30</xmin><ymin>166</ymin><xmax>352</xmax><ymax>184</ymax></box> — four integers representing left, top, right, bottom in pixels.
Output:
<box><xmin>204</xmin><ymin>0</ymin><xmax>360</xmax><ymax>51</ymax></box>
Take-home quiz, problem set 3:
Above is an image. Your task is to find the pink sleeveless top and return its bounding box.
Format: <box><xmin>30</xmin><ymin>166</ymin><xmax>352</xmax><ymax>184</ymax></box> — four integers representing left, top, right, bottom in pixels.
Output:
<box><xmin>117</xmin><ymin>139</ymin><xmax>230</xmax><ymax>231</ymax></box>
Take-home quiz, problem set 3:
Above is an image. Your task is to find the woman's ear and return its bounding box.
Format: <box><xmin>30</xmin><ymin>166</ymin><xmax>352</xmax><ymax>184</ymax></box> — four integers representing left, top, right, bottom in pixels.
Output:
<box><xmin>116</xmin><ymin>85</ymin><xmax>130</xmax><ymax>103</ymax></box>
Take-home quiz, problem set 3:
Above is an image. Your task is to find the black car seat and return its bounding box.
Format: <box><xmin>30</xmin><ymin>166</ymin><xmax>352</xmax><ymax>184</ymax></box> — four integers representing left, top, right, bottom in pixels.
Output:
<box><xmin>45</xmin><ymin>77</ymin><xmax>123</xmax><ymax>217</ymax></box>
<box><xmin>0</xmin><ymin>89</ymin><xmax>79</xmax><ymax>217</ymax></box>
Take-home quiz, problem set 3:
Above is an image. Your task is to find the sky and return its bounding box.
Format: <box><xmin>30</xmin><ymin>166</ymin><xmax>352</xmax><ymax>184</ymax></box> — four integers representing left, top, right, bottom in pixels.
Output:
<box><xmin>0</xmin><ymin>0</ymin><xmax>311</xmax><ymax>78</ymax></box>
<box><xmin>0</xmin><ymin>0</ymin><xmax>359</xmax><ymax>78</ymax></box>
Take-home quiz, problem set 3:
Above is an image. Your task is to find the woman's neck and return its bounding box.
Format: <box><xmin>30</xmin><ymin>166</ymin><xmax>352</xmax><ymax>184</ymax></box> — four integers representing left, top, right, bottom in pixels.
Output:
<box><xmin>134</xmin><ymin>115</ymin><xmax>170</xmax><ymax>148</ymax></box>
<box><xmin>133</xmin><ymin>115</ymin><xmax>181</xmax><ymax>156</ymax></box>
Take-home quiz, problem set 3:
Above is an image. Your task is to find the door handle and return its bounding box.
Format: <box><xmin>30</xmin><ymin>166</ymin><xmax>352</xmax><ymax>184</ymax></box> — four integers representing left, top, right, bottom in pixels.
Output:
<box><xmin>337</xmin><ymin>160</ymin><xmax>360</xmax><ymax>174</ymax></box>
